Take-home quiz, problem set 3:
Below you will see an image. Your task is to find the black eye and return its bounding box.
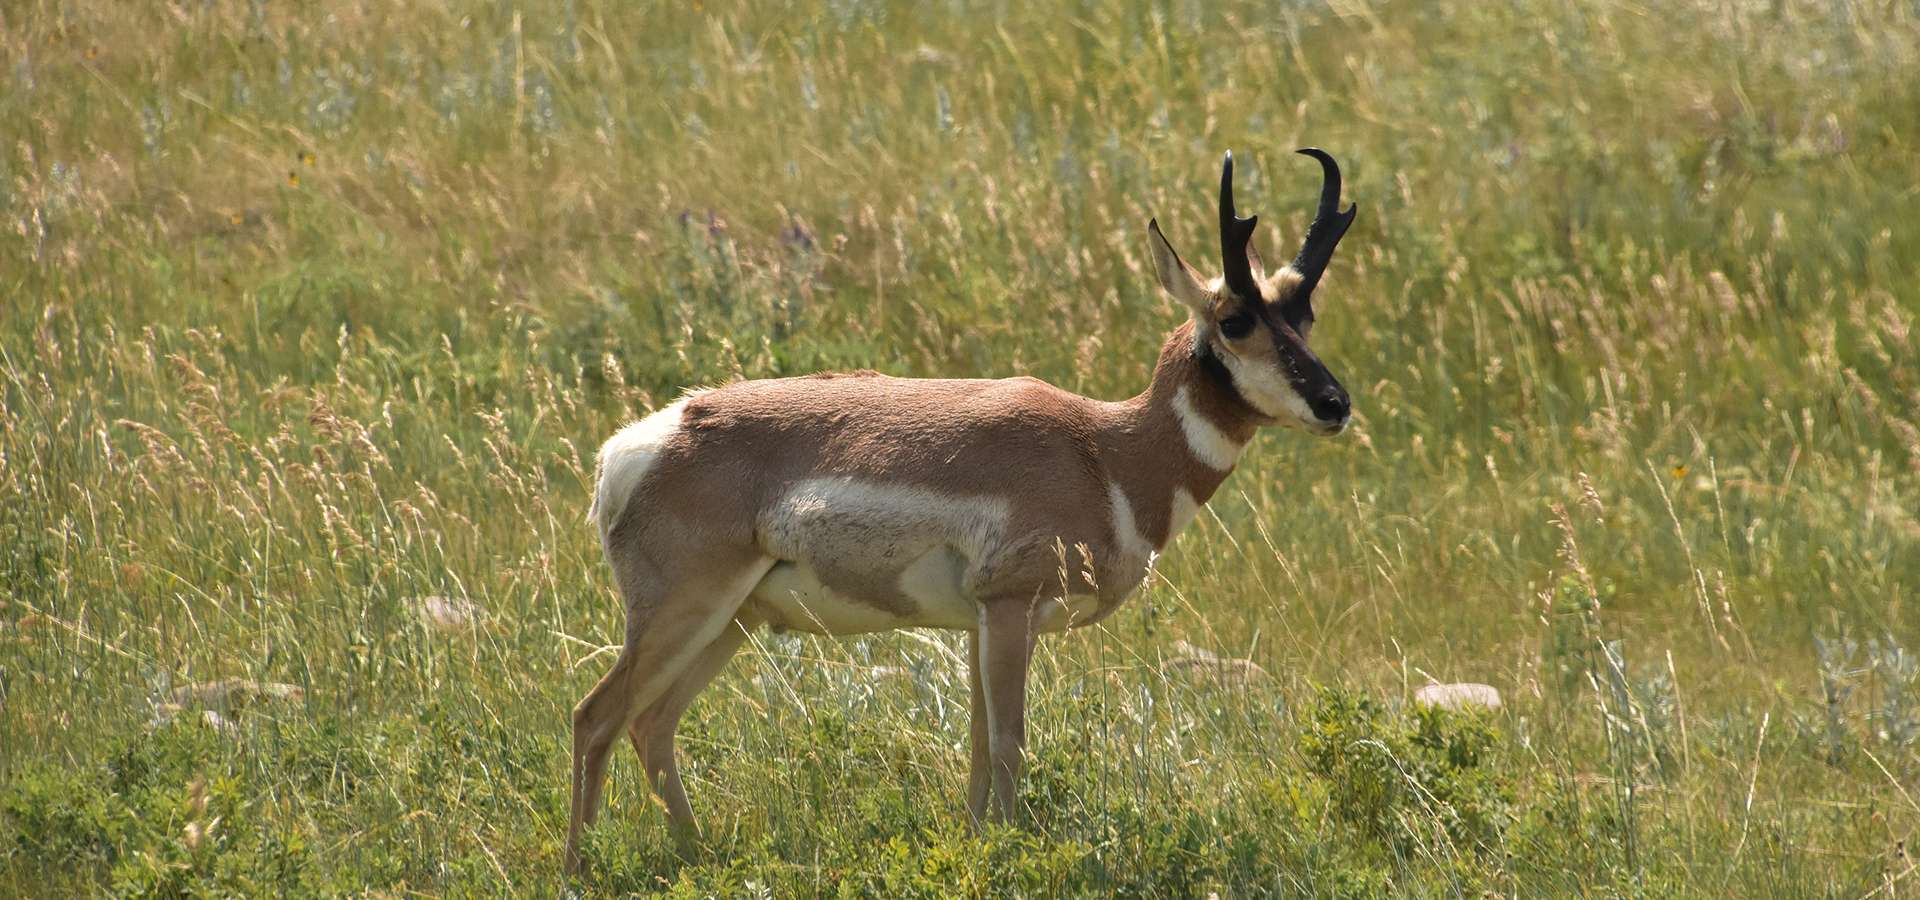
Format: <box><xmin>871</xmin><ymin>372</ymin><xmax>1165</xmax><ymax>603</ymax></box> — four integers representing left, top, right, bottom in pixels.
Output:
<box><xmin>1219</xmin><ymin>314</ymin><xmax>1255</xmax><ymax>339</ymax></box>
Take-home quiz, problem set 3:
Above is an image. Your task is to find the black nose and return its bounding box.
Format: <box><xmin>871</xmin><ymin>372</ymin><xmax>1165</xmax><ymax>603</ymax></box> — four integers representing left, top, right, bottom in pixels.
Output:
<box><xmin>1309</xmin><ymin>388</ymin><xmax>1349</xmax><ymax>423</ymax></box>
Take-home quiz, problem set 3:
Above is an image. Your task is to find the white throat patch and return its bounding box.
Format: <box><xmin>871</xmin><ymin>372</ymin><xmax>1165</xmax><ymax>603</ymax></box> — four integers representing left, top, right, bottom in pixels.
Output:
<box><xmin>1166</xmin><ymin>488</ymin><xmax>1203</xmax><ymax>545</ymax></box>
<box><xmin>1107</xmin><ymin>482</ymin><xmax>1156</xmax><ymax>562</ymax></box>
<box><xmin>1172</xmin><ymin>384</ymin><xmax>1248</xmax><ymax>471</ymax></box>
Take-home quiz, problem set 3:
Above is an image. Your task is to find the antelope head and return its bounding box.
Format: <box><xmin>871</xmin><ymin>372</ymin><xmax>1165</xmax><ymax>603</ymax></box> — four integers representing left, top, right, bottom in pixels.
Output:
<box><xmin>1147</xmin><ymin>149</ymin><xmax>1358</xmax><ymax>435</ymax></box>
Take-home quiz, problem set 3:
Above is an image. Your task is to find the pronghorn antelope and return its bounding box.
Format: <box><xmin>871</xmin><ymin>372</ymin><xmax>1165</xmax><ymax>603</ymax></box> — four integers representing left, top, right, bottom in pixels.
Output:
<box><xmin>566</xmin><ymin>149</ymin><xmax>1357</xmax><ymax>870</ymax></box>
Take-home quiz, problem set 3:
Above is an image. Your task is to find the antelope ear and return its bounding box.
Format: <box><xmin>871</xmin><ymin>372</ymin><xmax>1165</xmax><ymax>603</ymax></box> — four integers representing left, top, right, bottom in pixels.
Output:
<box><xmin>1147</xmin><ymin>218</ymin><xmax>1213</xmax><ymax>318</ymax></box>
<box><xmin>1246</xmin><ymin>238</ymin><xmax>1266</xmax><ymax>283</ymax></box>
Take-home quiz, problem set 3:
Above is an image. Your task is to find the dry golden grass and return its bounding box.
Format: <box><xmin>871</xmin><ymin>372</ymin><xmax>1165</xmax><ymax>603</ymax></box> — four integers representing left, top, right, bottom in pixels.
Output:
<box><xmin>2</xmin><ymin>0</ymin><xmax>1917</xmax><ymax>894</ymax></box>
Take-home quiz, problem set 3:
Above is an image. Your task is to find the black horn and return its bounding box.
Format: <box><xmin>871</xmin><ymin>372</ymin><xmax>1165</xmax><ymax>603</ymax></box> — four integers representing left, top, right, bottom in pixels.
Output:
<box><xmin>1285</xmin><ymin>148</ymin><xmax>1358</xmax><ymax>328</ymax></box>
<box><xmin>1218</xmin><ymin>151</ymin><xmax>1260</xmax><ymax>303</ymax></box>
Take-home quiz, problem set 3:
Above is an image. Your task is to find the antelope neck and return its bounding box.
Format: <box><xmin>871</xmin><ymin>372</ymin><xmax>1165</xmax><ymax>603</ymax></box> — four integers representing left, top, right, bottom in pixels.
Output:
<box><xmin>1092</xmin><ymin>324</ymin><xmax>1263</xmax><ymax>549</ymax></box>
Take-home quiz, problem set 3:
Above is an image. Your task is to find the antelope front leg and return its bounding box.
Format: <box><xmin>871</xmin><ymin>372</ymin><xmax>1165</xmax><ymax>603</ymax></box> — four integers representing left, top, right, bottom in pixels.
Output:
<box><xmin>975</xmin><ymin>598</ymin><xmax>1036</xmax><ymax>824</ymax></box>
<box><xmin>966</xmin><ymin>629</ymin><xmax>991</xmax><ymax>827</ymax></box>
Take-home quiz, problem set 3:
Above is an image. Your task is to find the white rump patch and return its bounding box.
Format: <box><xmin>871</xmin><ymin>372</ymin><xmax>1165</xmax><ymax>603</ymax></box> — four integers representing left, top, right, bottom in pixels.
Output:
<box><xmin>589</xmin><ymin>393</ymin><xmax>701</xmax><ymax>543</ymax></box>
<box><xmin>1172</xmin><ymin>384</ymin><xmax>1248</xmax><ymax>471</ymax></box>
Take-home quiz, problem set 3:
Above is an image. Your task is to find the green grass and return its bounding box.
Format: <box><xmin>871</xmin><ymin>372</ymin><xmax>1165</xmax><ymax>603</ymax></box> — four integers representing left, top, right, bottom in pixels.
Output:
<box><xmin>3</xmin><ymin>0</ymin><xmax>1918</xmax><ymax>894</ymax></box>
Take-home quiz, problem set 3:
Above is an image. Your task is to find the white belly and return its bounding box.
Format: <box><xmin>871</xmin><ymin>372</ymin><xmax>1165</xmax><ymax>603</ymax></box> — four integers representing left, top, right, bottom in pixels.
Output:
<box><xmin>745</xmin><ymin>476</ymin><xmax>1142</xmax><ymax>636</ymax></box>
<box><xmin>750</xmin><ymin>477</ymin><xmax>1009</xmax><ymax>634</ymax></box>
<box><xmin>748</xmin><ymin>547</ymin><xmax>978</xmax><ymax>634</ymax></box>
<box><xmin>1031</xmin><ymin>593</ymin><xmax>1108</xmax><ymax>632</ymax></box>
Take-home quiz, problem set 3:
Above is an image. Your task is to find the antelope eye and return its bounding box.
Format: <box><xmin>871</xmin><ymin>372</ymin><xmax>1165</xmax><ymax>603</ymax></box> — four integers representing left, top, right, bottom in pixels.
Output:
<box><xmin>1218</xmin><ymin>313</ymin><xmax>1255</xmax><ymax>339</ymax></box>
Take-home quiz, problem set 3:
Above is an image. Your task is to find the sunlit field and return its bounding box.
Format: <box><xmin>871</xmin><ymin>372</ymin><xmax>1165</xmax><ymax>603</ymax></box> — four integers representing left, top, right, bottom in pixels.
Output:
<box><xmin>4</xmin><ymin>0</ymin><xmax>1918</xmax><ymax>894</ymax></box>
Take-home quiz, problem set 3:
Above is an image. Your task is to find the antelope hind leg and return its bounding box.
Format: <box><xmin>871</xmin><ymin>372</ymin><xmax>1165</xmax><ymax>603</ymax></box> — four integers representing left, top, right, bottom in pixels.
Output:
<box><xmin>628</xmin><ymin>612</ymin><xmax>761</xmax><ymax>849</ymax></box>
<box><xmin>565</xmin><ymin>556</ymin><xmax>773</xmax><ymax>874</ymax></box>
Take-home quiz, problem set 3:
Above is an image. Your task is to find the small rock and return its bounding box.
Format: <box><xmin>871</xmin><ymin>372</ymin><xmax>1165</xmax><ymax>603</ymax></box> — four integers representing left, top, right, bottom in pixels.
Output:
<box><xmin>909</xmin><ymin>45</ymin><xmax>953</xmax><ymax>66</ymax></box>
<box><xmin>167</xmin><ymin>679</ymin><xmax>305</xmax><ymax>710</ymax></box>
<box><xmin>151</xmin><ymin>680</ymin><xmax>300</xmax><ymax>735</ymax></box>
<box><xmin>416</xmin><ymin>595</ymin><xmax>483</xmax><ymax>631</ymax></box>
<box><xmin>150</xmin><ymin>702</ymin><xmax>184</xmax><ymax>728</ymax></box>
<box><xmin>1414</xmin><ymin>683</ymin><xmax>1502</xmax><ymax>711</ymax></box>
<box><xmin>200</xmin><ymin>709</ymin><xmax>240</xmax><ymax>738</ymax></box>
<box><xmin>1164</xmin><ymin>640</ymin><xmax>1269</xmax><ymax>688</ymax></box>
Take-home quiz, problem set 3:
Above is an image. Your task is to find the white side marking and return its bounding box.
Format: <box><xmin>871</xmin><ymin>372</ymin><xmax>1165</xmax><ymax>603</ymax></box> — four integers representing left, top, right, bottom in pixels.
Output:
<box><xmin>760</xmin><ymin>477</ymin><xmax>1010</xmax><ymax>627</ymax></box>
<box><xmin>1172</xmin><ymin>384</ymin><xmax>1248</xmax><ymax>471</ymax></box>
<box><xmin>1107</xmin><ymin>483</ymin><xmax>1155</xmax><ymax>563</ymax></box>
<box><xmin>1164</xmin><ymin>488</ymin><xmax>1203</xmax><ymax>548</ymax></box>
<box><xmin>590</xmin><ymin>392</ymin><xmax>703</xmax><ymax>543</ymax></box>
<box><xmin>764</xmin><ymin>477</ymin><xmax>1010</xmax><ymax>561</ymax></box>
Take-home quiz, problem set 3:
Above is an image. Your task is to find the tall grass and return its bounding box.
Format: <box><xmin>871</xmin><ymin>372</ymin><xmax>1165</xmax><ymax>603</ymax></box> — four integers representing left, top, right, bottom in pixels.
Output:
<box><xmin>3</xmin><ymin>0</ymin><xmax>1917</xmax><ymax>894</ymax></box>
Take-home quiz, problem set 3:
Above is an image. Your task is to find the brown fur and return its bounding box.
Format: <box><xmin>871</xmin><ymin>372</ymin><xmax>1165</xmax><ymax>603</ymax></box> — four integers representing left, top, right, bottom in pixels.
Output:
<box><xmin>604</xmin><ymin>319</ymin><xmax>1255</xmax><ymax>616</ymax></box>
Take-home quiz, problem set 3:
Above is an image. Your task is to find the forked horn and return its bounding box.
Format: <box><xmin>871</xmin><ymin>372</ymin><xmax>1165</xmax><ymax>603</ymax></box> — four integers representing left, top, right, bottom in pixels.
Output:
<box><xmin>1285</xmin><ymin>148</ymin><xmax>1358</xmax><ymax>325</ymax></box>
<box><xmin>1218</xmin><ymin>151</ymin><xmax>1260</xmax><ymax>303</ymax></box>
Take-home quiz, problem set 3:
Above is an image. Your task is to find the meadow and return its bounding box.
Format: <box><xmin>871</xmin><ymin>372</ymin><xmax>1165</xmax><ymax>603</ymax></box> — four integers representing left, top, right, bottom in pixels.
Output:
<box><xmin>3</xmin><ymin>0</ymin><xmax>1919</xmax><ymax>894</ymax></box>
